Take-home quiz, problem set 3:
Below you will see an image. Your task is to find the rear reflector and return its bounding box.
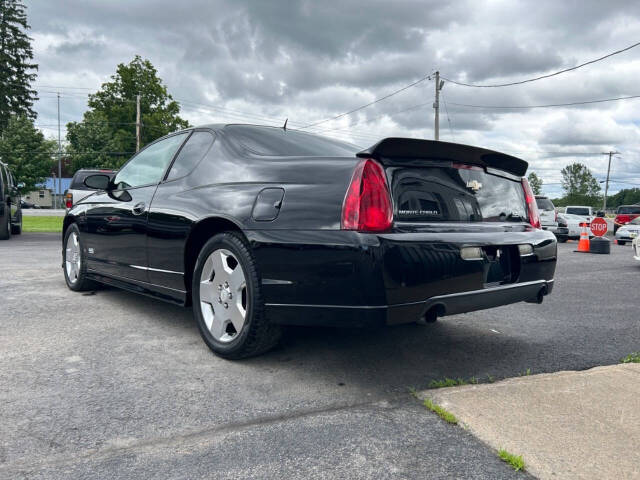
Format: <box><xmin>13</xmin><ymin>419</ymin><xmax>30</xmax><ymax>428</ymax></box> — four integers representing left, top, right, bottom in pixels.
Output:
<box><xmin>341</xmin><ymin>158</ymin><xmax>393</xmax><ymax>232</ymax></box>
<box><xmin>521</xmin><ymin>178</ymin><xmax>541</xmax><ymax>229</ymax></box>
<box><xmin>460</xmin><ymin>246</ymin><xmax>483</xmax><ymax>260</ymax></box>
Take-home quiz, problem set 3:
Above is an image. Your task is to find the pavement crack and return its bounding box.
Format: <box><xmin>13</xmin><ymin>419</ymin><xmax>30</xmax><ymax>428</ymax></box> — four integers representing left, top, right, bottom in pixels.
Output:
<box><xmin>0</xmin><ymin>394</ymin><xmax>413</xmax><ymax>474</ymax></box>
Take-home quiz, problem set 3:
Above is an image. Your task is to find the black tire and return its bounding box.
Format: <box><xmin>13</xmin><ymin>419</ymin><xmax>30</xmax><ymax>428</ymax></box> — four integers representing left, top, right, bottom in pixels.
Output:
<box><xmin>617</xmin><ymin>240</ymin><xmax>626</xmax><ymax>246</ymax></box>
<box><xmin>192</xmin><ymin>231</ymin><xmax>282</xmax><ymax>359</ymax></box>
<box><xmin>10</xmin><ymin>212</ymin><xmax>21</xmax><ymax>235</ymax></box>
<box><xmin>0</xmin><ymin>207</ymin><xmax>10</xmax><ymax>240</ymax></box>
<box><xmin>556</xmin><ymin>236</ymin><xmax>568</xmax><ymax>243</ymax></box>
<box><xmin>63</xmin><ymin>224</ymin><xmax>96</xmax><ymax>291</ymax></box>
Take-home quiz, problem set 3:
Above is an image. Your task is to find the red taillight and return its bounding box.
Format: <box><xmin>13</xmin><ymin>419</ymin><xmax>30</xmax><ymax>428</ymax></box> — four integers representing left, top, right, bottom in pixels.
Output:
<box><xmin>65</xmin><ymin>193</ymin><xmax>73</xmax><ymax>209</ymax></box>
<box><xmin>341</xmin><ymin>158</ymin><xmax>393</xmax><ymax>232</ymax></box>
<box><xmin>521</xmin><ymin>178</ymin><xmax>541</xmax><ymax>229</ymax></box>
<box><xmin>615</xmin><ymin>214</ymin><xmax>630</xmax><ymax>225</ymax></box>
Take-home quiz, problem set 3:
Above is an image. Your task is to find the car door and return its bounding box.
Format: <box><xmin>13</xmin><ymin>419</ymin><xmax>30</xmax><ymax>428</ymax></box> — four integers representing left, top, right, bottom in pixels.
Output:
<box><xmin>146</xmin><ymin>129</ymin><xmax>217</xmax><ymax>290</ymax></box>
<box><xmin>83</xmin><ymin>133</ymin><xmax>189</xmax><ymax>283</ymax></box>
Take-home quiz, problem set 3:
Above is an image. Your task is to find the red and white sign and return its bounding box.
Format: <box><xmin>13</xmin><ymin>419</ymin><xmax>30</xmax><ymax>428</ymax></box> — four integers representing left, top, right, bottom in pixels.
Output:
<box><xmin>590</xmin><ymin>217</ymin><xmax>608</xmax><ymax>237</ymax></box>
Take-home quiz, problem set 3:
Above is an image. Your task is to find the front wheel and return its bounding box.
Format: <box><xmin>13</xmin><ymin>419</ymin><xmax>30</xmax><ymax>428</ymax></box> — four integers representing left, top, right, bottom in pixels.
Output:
<box><xmin>63</xmin><ymin>224</ymin><xmax>96</xmax><ymax>291</ymax></box>
<box><xmin>617</xmin><ymin>240</ymin><xmax>626</xmax><ymax>246</ymax></box>
<box><xmin>192</xmin><ymin>232</ymin><xmax>281</xmax><ymax>359</ymax></box>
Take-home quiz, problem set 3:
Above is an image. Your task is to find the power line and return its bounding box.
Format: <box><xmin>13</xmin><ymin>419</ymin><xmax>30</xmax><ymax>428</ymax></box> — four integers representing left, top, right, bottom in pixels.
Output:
<box><xmin>447</xmin><ymin>94</ymin><xmax>640</xmax><ymax>109</ymax></box>
<box><xmin>441</xmin><ymin>40</ymin><xmax>640</xmax><ymax>88</ymax></box>
<box><xmin>299</xmin><ymin>71</ymin><xmax>435</xmax><ymax>129</ymax></box>
<box><xmin>440</xmin><ymin>89</ymin><xmax>455</xmax><ymax>140</ymax></box>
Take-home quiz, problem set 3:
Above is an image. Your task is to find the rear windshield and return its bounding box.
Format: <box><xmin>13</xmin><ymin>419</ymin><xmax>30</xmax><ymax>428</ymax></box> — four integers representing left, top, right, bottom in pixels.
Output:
<box><xmin>535</xmin><ymin>197</ymin><xmax>554</xmax><ymax>211</ymax></box>
<box><xmin>70</xmin><ymin>170</ymin><xmax>114</xmax><ymax>190</ymax></box>
<box><xmin>566</xmin><ymin>207</ymin><xmax>590</xmax><ymax>216</ymax></box>
<box><xmin>225</xmin><ymin>125</ymin><xmax>360</xmax><ymax>157</ymax></box>
<box><xmin>392</xmin><ymin>165</ymin><xmax>528</xmax><ymax>223</ymax></box>
<box><xmin>617</xmin><ymin>206</ymin><xmax>640</xmax><ymax>214</ymax></box>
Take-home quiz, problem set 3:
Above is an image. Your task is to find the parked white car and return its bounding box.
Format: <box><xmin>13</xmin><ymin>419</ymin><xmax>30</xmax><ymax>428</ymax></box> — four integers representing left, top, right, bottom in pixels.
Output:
<box><xmin>558</xmin><ymin>213</ymin><xmax>593</xmax><ymax>240</ymax></box>
<box><xmin>535</xmin><ymin>196</ymin><xmax>557</xmax><ymax>229</ymax></box>
<box><xmin>565</xmin><ymin>206</ymin><xmax>594</xmax><ymax>217</ymax></box>
<box><xmin>615</xmin><ymin>217</ymin><xmax>640</xmax><ymax>245</ymax></box>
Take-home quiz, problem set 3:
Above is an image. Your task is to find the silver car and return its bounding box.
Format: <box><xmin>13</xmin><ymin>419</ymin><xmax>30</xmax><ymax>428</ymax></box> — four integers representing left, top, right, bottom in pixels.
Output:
<box><xmin>615</xmin><ymin>216</ymin><xmax>640</xmax><ymax>245</ymax></box>
<box><xmin>65</xmin><ymin>169</ymin><xmax>115</xmax><ymax>210</ymax></box>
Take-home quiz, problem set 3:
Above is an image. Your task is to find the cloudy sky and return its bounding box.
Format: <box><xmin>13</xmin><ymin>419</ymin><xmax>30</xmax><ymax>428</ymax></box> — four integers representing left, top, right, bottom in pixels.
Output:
<box><xmin>27</xmin><ymin>0</ymin><xmax>640</xmax><ymax>196</ymax></box>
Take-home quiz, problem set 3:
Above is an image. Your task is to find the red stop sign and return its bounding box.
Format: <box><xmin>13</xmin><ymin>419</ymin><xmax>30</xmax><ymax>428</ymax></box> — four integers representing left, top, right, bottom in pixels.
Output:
<box><xmin>590</xmin><ymin>217</ymin><xmax>608</xmax><ymax>237</ymax></box>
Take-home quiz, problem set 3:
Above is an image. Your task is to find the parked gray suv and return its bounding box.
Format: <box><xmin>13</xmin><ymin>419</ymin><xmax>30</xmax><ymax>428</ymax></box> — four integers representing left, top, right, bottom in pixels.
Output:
<box><xmin>0</xmin><ymin>161</ymin><xmax>23</xmax><ymax>240</ymax></box>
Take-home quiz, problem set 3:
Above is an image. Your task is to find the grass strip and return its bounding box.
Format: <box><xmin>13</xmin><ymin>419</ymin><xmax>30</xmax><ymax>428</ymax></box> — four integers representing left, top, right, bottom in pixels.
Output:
<box><xmin>498</xmin><ymin>449</ymin><xmax>525</xmax><ymax>472</ymax></box>
<box><xmin>22</xmin><ymin>216</ymin><xmax>63</xmax><ymax>233</ymax></box>
<box><xmin>423</xmin><ymin>398</ymin><xmax>457</xmax><ymax>424</ymax></box>
<box><xmin>428</xmin><ymin>377</ymin><xmax>478</xmax><ymax>388</ymax></box>
<box><xmin>621</xmin><ymin>352</ymin><xmax>640</xmax><ymax>363</ymax></box>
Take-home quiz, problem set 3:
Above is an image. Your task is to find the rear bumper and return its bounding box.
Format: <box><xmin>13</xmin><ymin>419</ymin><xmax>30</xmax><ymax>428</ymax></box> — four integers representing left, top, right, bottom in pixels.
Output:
<box><xmin>249</xmin><ymin>227</ymin><xmax>557</xmax><ymax>327</ymax></box>
<box><xmin>266</xmin><ymin>279</ymin><xmax>554</xmax><ymax>327</ymax></box>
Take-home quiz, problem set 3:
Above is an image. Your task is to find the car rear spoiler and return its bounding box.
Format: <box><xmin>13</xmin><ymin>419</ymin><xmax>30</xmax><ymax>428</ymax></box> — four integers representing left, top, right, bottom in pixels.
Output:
<box><xmin>357</xmin><ymin>138</ymin><xmax>528</xmax><ymax>177</ymax></box>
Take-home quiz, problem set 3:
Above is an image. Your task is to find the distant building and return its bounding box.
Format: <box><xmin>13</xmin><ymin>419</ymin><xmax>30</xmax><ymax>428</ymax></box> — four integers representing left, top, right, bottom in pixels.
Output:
<box><xmin>24</xmin><ymin>177</ymin><xmax>72</xmax><ymax>208</ymax></box>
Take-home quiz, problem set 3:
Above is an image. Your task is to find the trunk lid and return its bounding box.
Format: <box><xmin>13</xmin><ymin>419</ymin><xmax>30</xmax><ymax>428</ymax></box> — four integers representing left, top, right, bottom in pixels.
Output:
<box><xmin>357</xmin><ymin>138</ymin><xmax>530</xmax><ymax>231</ymax></box>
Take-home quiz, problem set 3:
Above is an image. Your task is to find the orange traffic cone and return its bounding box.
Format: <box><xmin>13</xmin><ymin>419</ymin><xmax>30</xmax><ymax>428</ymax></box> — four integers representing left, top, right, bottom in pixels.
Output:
<box><xmin>576</xmin><ymin>222</ymin><xmax>590</xmax><ymax>253</ymax></box>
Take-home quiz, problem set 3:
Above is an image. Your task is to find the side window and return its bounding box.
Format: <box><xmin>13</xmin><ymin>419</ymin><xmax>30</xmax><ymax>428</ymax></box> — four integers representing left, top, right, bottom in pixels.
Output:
<box><xmin>166</xmin><ymin>131</ymin><xmax>215</xmax><ymax>181</ymax></box>
<box><xmin>114</xmin><ymin>133</ymin><xmax>187</xmax><ymax>189</ymax></box>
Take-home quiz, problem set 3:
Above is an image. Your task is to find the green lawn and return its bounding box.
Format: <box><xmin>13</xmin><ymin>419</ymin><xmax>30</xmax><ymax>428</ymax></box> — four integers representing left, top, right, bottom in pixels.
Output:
<box><xmin>22</xmin><ymin>216</ymin><xmax>64</xmax><ymax>233</ymax></box>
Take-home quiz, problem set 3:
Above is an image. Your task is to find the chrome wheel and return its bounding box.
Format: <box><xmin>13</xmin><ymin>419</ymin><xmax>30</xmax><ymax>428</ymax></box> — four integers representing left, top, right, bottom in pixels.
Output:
<box><xmin>65</xmin><ymin>231</ymin><xmax>81</xmax><ymax>284</ymax></box>
<box><xmin>199</xmin><ymin>248</ymin><xmax>248</xmax><ymax>343</ymax></box>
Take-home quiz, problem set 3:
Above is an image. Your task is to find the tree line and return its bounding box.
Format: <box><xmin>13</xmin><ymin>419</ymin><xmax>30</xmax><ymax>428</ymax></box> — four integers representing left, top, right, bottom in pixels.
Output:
<box><xmin>0</xmin><ymin>1</ymin><xmax>187</xmax><ymax>192</ymax></box>
<box><xmin>528</xmin><ymin>163</ymin><xmax>635</xmax><ymax>210</ymax></box>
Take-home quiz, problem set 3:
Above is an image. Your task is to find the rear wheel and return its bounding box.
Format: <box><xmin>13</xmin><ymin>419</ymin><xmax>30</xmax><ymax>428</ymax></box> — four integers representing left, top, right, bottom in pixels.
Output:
<box><xmin>192</xmin><ymin>232</ymin><xmax>281</xmax><ymax>359</ymax></box>
<box><xmin>556</xmin><ymin>236</ymin><xmax>568</xmax><ymax>243</ymax></box>
<box><xmin>63</xmin><ymin>224</ymin><xmax>96</xmax><ymax>291</ymax></box>
<box><xmin>618</xmin><ymin>240</ymin><xmax>626</xmax><ymax>246</ymax></box>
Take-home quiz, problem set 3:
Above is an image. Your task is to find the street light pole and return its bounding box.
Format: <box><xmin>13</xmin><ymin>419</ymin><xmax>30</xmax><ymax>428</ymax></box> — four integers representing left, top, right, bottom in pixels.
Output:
<box><xmin>57</xmin><ymin>92</ymin><xmax>62</xmax><ymax>209</ymax></box>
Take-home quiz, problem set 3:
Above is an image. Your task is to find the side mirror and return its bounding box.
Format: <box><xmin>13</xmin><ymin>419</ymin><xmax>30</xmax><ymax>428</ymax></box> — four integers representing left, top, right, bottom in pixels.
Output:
<box><xmin>84</xmin><ymin>174</ymin><xmax>111</xmax><ymax>191</ymax></box>
<box><xmin>17</xmin><ymin>182</ymin><xmax>25</xmax><ymax>189</ymax></box>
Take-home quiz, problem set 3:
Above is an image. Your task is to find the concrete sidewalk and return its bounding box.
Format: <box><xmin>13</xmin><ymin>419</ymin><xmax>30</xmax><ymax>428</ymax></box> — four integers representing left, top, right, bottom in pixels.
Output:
<box><xmin>419</xmin><ymin>364</ymin><xmax>640</xmax><ymax>479</ymax></box>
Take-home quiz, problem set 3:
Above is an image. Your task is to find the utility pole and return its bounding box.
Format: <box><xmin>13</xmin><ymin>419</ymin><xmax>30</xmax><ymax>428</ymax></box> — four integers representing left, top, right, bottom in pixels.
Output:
<box><xmin>57</xmin><ymin>92</ymin><xmax>62</xmax><ymax>209</ymax></box>
<box><xmin>601</xmin><ymin>151</ymin><xmax>619</xmax><ymax>214</ymax></box>
<box><xmin>136</xmin><ymin>93</ymin><xmax>141</xmax><ymax>152</ymax></box>
<box><xmin>433</xmin><ymin>71</ymin><xmax>444</xmax><ymax>141</ymax></box>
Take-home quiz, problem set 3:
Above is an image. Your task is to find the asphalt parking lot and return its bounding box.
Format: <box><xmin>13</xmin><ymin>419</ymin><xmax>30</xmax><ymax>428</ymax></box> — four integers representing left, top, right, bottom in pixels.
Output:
<box><xmin>1</xmin><ymin>234</ymin><xmax>638</xmax><ymax>479</ymax></box>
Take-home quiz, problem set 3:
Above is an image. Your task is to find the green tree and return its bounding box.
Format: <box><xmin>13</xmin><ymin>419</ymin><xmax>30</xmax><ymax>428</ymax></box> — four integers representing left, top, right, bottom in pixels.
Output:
<box><xmin>607</xmin><ymin>188</ymin><xmax>640</xmax><ymax>209</ymax></box>
<box><xmin>560</xmin><ymin>162</ymin><xmax>602</xmax><ymax>206</ymax></box>
<box><xmin>66</xmin><ymin>56</ymin><xmax>189</xmax><ymax>169</ymax></box>
<box><xmin>66</xmin><ymin>111</ymin><xmax>123</xmax><ymax>171</ymax></box>
<box><xmin>527</xmin><ymin>171</ymin><xmax>543</xmax><ymax>195</ymax></box>
<box><xmin>0</xmin><ymin>0</ymin><xmax>38</xmax><ymax>134</ymax></box>
<box><xmin>0</xmin><ymin>116</ymin><xmax>56</xmax><ymax>191</ymax></box>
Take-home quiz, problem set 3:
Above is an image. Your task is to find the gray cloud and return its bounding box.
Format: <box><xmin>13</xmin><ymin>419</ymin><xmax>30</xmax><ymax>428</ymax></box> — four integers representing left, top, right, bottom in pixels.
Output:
<box><xmin>26</xmin><ymin>0</ymin><xmax>640</xmax><ymax>195</ymax></box>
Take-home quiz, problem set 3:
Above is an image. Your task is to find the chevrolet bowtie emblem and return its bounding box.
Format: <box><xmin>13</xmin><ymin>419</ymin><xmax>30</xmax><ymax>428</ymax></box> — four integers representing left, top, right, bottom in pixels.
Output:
<box><xmin>466</xmin><ymin>180</ymin><xmax>483</xmax><ymax>191</ymax></box>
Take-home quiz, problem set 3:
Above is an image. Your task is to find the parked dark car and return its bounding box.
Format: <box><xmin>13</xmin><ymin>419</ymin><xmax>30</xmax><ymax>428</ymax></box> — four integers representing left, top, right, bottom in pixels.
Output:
<box><xmin>20</xmin><ymin>199</ymin><xmax>40</xmax><ymax>209</ymax></box>
<box><xmin>65</xmin><ymin>168</ymin><xmax>116</xmax><ymax>209</ymax></box>
<box><xmin>63</xmin><ymin>125</ymin><xmax>557</xmax><ymax>358</ymax></box>
<box><xmin>0</xmin><ymin>161</ymin><xmax>23</xmax><ymax>240</ymax></box>
<box><xmin>613</xmin><ymin>205</ymin><xmax>640</xmax><ymax>234</ymax></box>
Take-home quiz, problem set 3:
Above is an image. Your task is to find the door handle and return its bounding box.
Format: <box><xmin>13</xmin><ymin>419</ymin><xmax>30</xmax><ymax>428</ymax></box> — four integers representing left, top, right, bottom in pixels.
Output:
<box><xmin>132</xmin><ymin>202</ymin><xmax>146</xmax><ymax>215</ymax></box>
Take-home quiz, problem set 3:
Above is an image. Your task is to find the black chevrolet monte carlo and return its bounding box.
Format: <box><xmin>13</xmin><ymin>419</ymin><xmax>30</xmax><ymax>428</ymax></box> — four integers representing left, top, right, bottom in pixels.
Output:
<box><xmin>62</xmin><ymin>124</ymin><xmax>557</xmax><ymax>359</ymax></box>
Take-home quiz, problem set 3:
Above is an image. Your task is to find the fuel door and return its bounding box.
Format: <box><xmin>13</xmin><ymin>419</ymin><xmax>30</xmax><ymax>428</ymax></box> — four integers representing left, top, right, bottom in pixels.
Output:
<box><xmin>252</xmin><ymin>188</ymin><xmax>285</xmax><ymax>221</ymax></box>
